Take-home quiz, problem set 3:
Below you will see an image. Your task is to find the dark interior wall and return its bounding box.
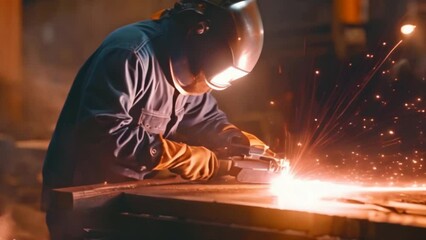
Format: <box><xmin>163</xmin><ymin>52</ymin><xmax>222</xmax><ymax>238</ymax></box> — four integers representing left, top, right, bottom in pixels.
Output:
<box><xmin>22</xmin><ymin>0</ymin><xmax>175</xmax><ymax>138</ymax></box>
<box><xmin>20</xmin><ymin>0</ymin><xmax>339</xmax><ymax>140</ymax></box>
<box><xmin>214</xmin><ymin>0</ymin><xmax>424</xmax><ymax>146</ymax></box>
<box><xmin>20</xmin><ymin>0</ymin><xmax>421</xmax><ymax>142</ymax></box>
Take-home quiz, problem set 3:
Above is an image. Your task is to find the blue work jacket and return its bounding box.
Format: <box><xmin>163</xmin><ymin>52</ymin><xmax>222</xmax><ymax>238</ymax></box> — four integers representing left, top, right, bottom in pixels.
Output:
<box><xmin>42</xmin><ymin>16</ymin><xmax>233</xmax><ymax>209</ymax></box>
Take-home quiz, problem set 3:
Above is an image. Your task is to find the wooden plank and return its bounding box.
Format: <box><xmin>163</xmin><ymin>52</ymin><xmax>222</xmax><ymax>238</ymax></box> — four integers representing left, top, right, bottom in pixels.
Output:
<box><xmin>0</xmin><ymin>0</ymin><xmax>23</xmax><ymax>127</ymax></box>
<box><xmin>52</xmin><ymin>178</ymin><xmax>186</xmax><ymax>210</ymax></box>
<box><xmin>121</xmin><ymin>193</ymin><xmax>355</xmax><ymax>238</ymax></box>
<box><xmin>118</xmin><ymin>183</ymin><xmax>426</xmax><ymax>239</ymax></box>
<box><xmin>0</xmin><ymin>0</ymin><xmax>23</xmax><ymax>83</ymax></box>
<box><xmin>53</xmin><ymin>180</ymin><xmax>426</xmax><ymax>239</ymax></box>
<box><xmin>115</xmin><ymin>211</ymin><xmax>315</xmax><ymax>240</ymax></box>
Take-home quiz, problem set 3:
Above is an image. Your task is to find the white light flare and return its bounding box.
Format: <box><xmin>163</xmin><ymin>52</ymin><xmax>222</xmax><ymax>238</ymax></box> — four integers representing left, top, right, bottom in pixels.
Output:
<box><xmin>230</xmin><ymin>0</ymin><xmax>249</xmax><ymax>10</ymax></box>
<box><xmin>401</xmin><ymin>24</ymin><xmax>416</xmax><ymax>35</ymax></box>
<box><xmin>270</xmin><ymin>173</ymin><xmax>358</xmax><ymax>211</ymax></box>
<box><xmin>270</xmin><ymin>173</ymin><xmax>426</xmax><ymax>213</ymax></box>
<box><xmin>207</xmin><ymin>67</ymin><xmax>247</xmax><ymax>90</ymax></box>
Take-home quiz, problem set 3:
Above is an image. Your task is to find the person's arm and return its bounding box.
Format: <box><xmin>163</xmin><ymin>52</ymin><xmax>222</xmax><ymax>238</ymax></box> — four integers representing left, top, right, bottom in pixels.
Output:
<box><xmin>172</xmin><ymin>94</ymin><xmax>251</xmax><ymax>157</ymax></box>
<box><xmin>72</xmin><ymin>47</ymin><xmax>216</xmax><ymax>184</ymax></box>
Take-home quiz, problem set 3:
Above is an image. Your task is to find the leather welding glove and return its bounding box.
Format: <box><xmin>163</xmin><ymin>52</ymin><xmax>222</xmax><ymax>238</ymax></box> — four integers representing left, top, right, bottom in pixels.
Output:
<box><xmin>241</xmin><ymin>131</ymin><xmax>276</xmax><ymax>157</ymax></box>
<box><xmin>153</xmin><ymin>135</ymin><xmax>218</xmax><ymax>180</ymax></box>
<box><xmin>212</xmin><ymin>130</ymin><xmax>277</xmax><ymax>179</ymax></box>
<box><xmin>214</xmin><ymin>124</ymin><xmax>251</xmax><ymax>158</ymax></box>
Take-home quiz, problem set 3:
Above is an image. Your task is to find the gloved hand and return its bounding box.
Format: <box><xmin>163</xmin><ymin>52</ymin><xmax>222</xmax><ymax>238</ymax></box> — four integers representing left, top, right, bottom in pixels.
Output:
<box><xmin>153</xmin><ymin>136</ymin><xmax>218</xmax><ymax>180</ymax></box>
<box><xmin>241</xmin><ymin>131</ymin><xmax>276</xmax><ymax>157</ymax></box>
<box><xmin>214</xmin><ymin>124</ymin><xmax>250</xmax><ymax>158</ymax></box>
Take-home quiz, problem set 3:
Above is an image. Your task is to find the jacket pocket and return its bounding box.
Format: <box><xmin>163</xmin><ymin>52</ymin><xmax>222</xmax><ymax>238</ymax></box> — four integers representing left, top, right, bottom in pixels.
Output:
<box><xmin>138</xmin><ymin>108</ymin><xmax>170</xmax><ymax>134</ymax></box>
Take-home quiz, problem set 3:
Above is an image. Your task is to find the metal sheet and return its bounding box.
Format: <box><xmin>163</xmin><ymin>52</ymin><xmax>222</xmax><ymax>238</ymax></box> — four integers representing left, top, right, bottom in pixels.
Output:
<box><xmin>119</xmin><ymin>181</ymin><xmax>426</xmax><ymax>239</ymax></box>
<box><xmin>54</xmin><ymin>179</ymin><xmax>426</xmax><ymax>239</ymax></box>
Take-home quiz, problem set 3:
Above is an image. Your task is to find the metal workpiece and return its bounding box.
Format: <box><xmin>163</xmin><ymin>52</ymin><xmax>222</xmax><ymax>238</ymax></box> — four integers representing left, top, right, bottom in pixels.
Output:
<box><xmin>54</xmin><ymin>179</ymin><xmax>426</xmax><ymax>240</ymax></box>
<box><xmin>216</xmin><ymin>144</ymin><xmax>291</xmax><ymax>183</ymax></box>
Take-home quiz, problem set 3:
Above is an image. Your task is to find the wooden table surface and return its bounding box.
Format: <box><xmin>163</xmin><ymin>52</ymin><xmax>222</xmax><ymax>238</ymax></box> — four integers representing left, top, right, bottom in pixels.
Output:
<box><xmin>54</xmin><ymin>178</ymin><xmax>426</xmax><ymax>239</ymax></box>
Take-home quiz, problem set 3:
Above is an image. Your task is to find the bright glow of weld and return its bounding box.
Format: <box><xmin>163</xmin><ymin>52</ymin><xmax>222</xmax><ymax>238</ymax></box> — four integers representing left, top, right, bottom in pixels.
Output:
<box><xmin>401</xmin><ymin>24</ymin><xmax>416</xmax><ymax>35</ymax></box>
<box><xmin>270</xmin><ymin>173</ymin><xmax>357</xmax><ymax>211</ymax></box>
<box><xmin>270</xmin><ymin>173</ymin><xmax>426</xmax><ymax>212</ymax></box>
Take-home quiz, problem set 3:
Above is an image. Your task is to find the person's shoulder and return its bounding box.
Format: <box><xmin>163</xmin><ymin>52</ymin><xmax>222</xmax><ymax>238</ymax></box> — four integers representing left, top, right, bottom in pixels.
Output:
<box><xmin>101</xmin><ymin>19</ymin><xmax>166</xmax><ymax>52</ymax></box>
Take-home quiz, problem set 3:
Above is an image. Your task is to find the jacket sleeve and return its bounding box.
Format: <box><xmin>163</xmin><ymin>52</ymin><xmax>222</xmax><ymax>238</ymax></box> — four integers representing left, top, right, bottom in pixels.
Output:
<box><xmin>173</xmin><ymin>93</ymin><xmax>250</xmax><ymax>154</ymax></box>
<box><xmin>71</xmin><ymin>47</ymin><xmax>162</xmax><ymax>184</ymax></box>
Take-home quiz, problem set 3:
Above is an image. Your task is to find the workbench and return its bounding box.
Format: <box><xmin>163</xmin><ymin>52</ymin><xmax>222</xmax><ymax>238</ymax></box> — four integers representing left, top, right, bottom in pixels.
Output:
<box><xmin>53</xmin><ymin>178</ymin><xmax>426</xmax><ymax>240</ymax></box>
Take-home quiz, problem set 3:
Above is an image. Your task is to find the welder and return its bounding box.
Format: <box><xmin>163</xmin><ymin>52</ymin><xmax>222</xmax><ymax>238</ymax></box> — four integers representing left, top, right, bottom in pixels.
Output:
<box><xmin>42</xmin><ymin>0</ymin><xmax>272</xmax><ymax>239</ymax></box>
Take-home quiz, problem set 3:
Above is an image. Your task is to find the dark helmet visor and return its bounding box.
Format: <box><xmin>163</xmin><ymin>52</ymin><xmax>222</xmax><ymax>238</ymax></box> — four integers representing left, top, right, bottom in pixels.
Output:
<box><xmin>204</xmin><ymin>0</ymin><xmax>264</xmax><ymax>90</ymax></box>
<box><xmin>227</xmin><ymin>0</ymin><xmax>264</xmax><ymax>72</ymax></box>
<box><xmin>170</xmin><ymin>0</ymin><xmax>264</xmax><ymax>93</ymax></box>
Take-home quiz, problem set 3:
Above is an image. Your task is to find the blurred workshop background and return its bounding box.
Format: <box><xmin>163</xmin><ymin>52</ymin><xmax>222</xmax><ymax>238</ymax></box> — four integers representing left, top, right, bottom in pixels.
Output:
<box><xmin>0</xmin><ymin>0</ymin><xmax>424</xmax><ymax>239</ymax></box>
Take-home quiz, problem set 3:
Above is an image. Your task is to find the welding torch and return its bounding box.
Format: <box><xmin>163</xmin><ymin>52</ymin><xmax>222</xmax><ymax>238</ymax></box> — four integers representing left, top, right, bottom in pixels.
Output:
<box><xmin>214</xmin><ymin>143</ymin><xmax>290</xmax><ymax>182</ymax></box>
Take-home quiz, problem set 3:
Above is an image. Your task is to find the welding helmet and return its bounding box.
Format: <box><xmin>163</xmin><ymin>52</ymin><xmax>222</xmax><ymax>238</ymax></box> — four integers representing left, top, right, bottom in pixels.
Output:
<box><xmin>169</xmin><ymin>0</ymin><xmax>264</xmax><ymax>95</ymax></box>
